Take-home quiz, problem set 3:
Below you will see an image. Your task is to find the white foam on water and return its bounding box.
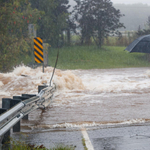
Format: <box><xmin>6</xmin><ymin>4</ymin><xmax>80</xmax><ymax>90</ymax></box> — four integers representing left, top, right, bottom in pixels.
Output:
<box><xmin>1</xmin><ymin>66</ymin><xmax>149</xmax><ymax>104</ymax></box>
<box><xmin>31</xmin><ymin>119</ymin><xmax>146</xmax><ymax>130</ymax></box>
<box><xmin>120</xmin><ymin>119</ymin><xmax>145</xmax><ymax>125</ymax></box>
<box><xmin>0</xmin><ymin>81</ymin><xmax>4</xmax><ymax>87</ymax></box>
<box><xmin>1</xmin><ymin>66</ymin><xmax>150</xmax><ymax>99</ymax></box>
<box><xmin>75</xmin><ymin>69</ymin><xmax>150</xmax><ymax>94</ymax></box>
<box><xmin>1</xmin><ymin>66</ymin><xmax>150</xmax><ymax>129</ymax></box>
<box><xmin>1</xmin><ymin>66</ymin><xmax>150</xmax><ymax>108</ymax></box>
<box><xmin>0</xmin><ymin>65</ymin><xmax>84</xmax><ymax>99</ymax></box>
<box><xmin>145</xmin><ymin>70</ymin><xmax>150</xmax><ymax>77</ymax></box>
<box><xmin>53</xmin><ymin>70</ymin><xmax>84</xmax><ymax>91</ymax></box>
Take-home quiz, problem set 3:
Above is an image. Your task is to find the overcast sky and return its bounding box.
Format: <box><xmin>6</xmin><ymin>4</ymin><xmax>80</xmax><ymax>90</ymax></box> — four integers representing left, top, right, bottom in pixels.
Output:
<box><xmin>70</xmin><ymin>0</ymin><xmax>150</xmax><ymax>6</ymax></box>
<box><xmin>111</xmin><ymin>0</ymin><xmax>150</xmax><ymax>5</ymax></box>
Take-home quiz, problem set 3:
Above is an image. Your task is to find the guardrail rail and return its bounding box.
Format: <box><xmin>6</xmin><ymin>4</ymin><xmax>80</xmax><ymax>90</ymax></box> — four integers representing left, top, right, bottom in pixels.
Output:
<box><xmin>0</xmin><ymin>84</ymin><xmax>56</xmax><ymax>146</ymax></box>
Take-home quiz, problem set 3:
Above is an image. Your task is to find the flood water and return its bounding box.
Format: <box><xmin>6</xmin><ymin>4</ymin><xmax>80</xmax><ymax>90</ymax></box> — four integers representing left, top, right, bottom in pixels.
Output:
<box><xmin>1</xmin><ymin>66</ymin><xmax>150</xmax><ymax>132</ymax></box>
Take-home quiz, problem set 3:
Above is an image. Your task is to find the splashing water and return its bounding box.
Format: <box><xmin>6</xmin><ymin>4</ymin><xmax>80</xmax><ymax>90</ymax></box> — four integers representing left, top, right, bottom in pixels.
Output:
<box><xmin>1</xmin><ymin>66</ymin><xmax>150</xmax><ymax>129</ymax></box>
<box><xmin>0</xmin><ymin>65</ymin><xmax>84</xmax><ymax>100</ymax></box>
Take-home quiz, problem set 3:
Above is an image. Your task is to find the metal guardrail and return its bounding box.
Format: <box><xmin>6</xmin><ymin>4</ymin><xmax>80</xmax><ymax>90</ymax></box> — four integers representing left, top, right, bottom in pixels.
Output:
<box><xmin>0</xmin><ymin>85</ymin><xmax>56</xmax><ymax>142</ymax></box>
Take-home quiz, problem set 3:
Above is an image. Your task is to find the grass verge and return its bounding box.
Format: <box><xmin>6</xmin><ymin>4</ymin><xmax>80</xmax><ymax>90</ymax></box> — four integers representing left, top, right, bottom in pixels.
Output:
<box><xmin>18</xmin><ymin>45</ymin><xmax>150</xmax><ymax>70</ymax></box>
<box><xmin>3</xmin><ymin>140</ymin><xmax>75</xmax><ymax>150</ymax></box>
<box><xmin>82</xmin><ymin>138</ymin><xmax>88</xmax><ymax>150</ymax></box>
<box><xmin>48</xmin><ymin>45</ymin><xmax>150</xmax><ymax>70</ymax></box>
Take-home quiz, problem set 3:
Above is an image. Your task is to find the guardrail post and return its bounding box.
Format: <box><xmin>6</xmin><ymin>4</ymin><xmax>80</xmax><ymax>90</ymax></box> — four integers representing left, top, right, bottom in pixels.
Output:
<box><xmin>13</xmin><ymin>96</ymin><xmax>29</xmax><ymax>101</ymax></box>
<box><xmin>2</xmin><ymin>98</ymin><xmax>11</xmax><ymax>110</ymax></box>
<box><xmin>0</xmin><ymin>108</ymin><xmax>10</xmax><ymax>145</ymax></box>
<box><xmin>22</xmin><ymin>94</ymin><xmax>36</xmax><ymax>98</ymax></box>
<box><xmin>13</xmin><ymin>96</ymin><xmax>29</xmax><ymax>120</ymax></box>
<box><xmin>22</xmin><ymin>94</ymin><xmax>37</xmax><ymax>119</ymax></box>
<box><xmin>10</xmin><ymin>99</ymin><xmax>21</xmax><ymax>132</ymax></box>
<box><xmin>38</xmin><ymin>85</ymin><xmax>48</xmax><ymax>93</ymax></box>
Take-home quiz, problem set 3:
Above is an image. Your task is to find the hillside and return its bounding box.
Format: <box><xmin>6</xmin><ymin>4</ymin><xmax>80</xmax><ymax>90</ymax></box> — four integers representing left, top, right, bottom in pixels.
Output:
<box><xmin>113</xmin><ymin>3</ymin><xmax>150</xmax><ymax>31</ymax></box>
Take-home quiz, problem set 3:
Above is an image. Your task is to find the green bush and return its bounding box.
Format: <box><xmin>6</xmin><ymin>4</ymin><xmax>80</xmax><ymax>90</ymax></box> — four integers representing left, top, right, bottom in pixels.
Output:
<box><xmin>0</xmin><ymin>0</ymin><xmax>43</xmax><ymax>72</ymax></box>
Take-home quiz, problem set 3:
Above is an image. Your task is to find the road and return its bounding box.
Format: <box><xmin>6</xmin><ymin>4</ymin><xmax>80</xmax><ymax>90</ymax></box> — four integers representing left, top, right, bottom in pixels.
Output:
<box><xmin>11</xmin><ymin>122</ymin><xmax>150</xmax><ymax>150</ymax></box>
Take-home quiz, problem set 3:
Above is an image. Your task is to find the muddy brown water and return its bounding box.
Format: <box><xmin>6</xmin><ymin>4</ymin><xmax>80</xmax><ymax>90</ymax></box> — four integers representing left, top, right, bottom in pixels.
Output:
<box><xmin>1</xmin><ymin>66</ymin><xmax>150</xmax><ymax>134</ymax></box>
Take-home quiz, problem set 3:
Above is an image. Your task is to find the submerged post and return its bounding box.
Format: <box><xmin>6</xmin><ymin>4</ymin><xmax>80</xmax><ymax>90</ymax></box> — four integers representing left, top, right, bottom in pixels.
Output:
<box><xmin>0</xmin><ymin>108</ymin><xmax>10</xmax><ymax>145</ymax></box>
<box><xmin>38</xmin><ymin>85</ymin><xmax>48</xmax><ymax>93</ymax></box>
<box><xmin>10</xmin><ymin>99</ymin><xmax>21</xmax><ymax>132</ymax></box>
<box><xmin>13</xmin><ymin>96</ymin><xmax>29</xmax><ymax>120</ymax></box>
<box><xmin>2</xmin><ymin>98</ymin><xmax>11</xmax><ymax>110</ymax></box>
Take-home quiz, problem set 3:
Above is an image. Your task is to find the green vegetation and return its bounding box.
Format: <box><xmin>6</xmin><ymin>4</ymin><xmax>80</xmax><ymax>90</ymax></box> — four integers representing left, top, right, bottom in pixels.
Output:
<box><xmin>2</xmin><ymin>0</ymin><xmax>150</xmax><ymax>72</ymax></box>
<box><xmin>0</xmin><ymin>0</ymin><xmax>71</xmax><ymax>72</ymax></box>
<box><xmin>73</xmin><ymin>0</ymin><xmax>125</xmax><ymax>47</ymax></box>
<box><xmin>30</xmin><ymin>0</ymin><xmax>72</xmax><ymax>47</ymax></box>
<box><xmin>3</xmin><ymin>140</ymin><xmax>75</xmax><ymax>150</ymax></box>
<box><xmin>48</xmin><ymin>45</ymin><xmax>150</xmax><ymax>70</ymax></box>
<box><xmin>0</xmin><ymin>0</ymin><xmax>43</xmax><ymax>72</ymax></box>
<box><xmin>10</xmin><ymin>144</ymin><xmax>75</xmax><ymax>150</ymax></box>
<box><xmin>82</xmin><ymin>138</ymin><xmax>88</xmax><ymax>150</ymax></box>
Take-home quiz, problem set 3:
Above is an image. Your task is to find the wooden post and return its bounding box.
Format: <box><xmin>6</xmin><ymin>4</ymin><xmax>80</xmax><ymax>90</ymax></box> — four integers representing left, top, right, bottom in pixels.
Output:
<box><xmin>43</xmin><ymin>62</ymin><xmax>44</xmax><ymax>73</ymax></box>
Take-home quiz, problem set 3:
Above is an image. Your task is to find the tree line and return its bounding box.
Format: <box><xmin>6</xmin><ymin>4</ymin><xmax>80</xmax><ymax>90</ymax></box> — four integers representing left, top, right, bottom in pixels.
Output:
<box><xmin>0</xmin><ymin>0</ymin><xmax>126</xmax><ymax>71</ymax></box>
<box><xmin>30</xmin><ymin>0</ymin><xmax>125</xmax><ymax>47</ymax></box>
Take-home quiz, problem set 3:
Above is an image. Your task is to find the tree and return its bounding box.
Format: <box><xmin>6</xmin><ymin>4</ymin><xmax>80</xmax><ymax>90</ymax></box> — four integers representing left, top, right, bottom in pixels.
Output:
<box><xmin>0</xmin><ymin>0</ymin><xmax>42</xmax><ymax>71</ymax></box>
<box><xmin>73</xmin><ymin>0</ymin><xmax>125</xmax><ymax>47</ymax></box>
<box><xmin>64</xmin><ymin>17</ymin><xmax>76</xmax><ymax>46</ymax></box>
<box><xmin>136</xmin><ymin>16</ymin><xmax>150</xmax><ymax>37</ymax></box>
<box><xmin>30</xmin><ymin>0</ymin><xmax>71</xmax><ymax>47</ymax></box>
<box><xmin>146</xmin><ymin>16</ymin><xmax>150</xmax><ymax>29</ymax></box>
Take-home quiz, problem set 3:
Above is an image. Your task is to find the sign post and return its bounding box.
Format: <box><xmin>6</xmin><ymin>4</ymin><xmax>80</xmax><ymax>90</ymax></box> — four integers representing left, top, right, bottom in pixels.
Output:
<box><xmin>34</xmin><ymin>37</ymin><xmax>44</xmax><ymax>72</ymax></box>
<box><xmin>43</xmin><ymin>43</ymin><xmax>49</xmax><ymax>67</ymax></box>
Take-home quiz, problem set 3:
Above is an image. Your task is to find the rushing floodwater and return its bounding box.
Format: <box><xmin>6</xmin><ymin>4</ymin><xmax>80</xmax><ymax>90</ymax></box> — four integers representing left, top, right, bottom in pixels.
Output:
<box><xmin>1</xmin><ymin>66</ymin><xmax>150</xmax><ymax>132</ymax></box>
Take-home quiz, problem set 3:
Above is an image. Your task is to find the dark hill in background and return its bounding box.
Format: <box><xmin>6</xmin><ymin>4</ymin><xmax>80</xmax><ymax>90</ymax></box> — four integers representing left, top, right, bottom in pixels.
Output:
<box><xmin>114</xmin><ymin>3</ymin><xmax>150</xmax><ymax>31</ymax></box>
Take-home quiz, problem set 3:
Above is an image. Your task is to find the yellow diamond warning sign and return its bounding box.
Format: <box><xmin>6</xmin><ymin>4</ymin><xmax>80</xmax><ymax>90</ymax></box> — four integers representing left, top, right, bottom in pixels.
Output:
<box><xmin>34</xmin><ymin>37</ymin><xmax>43</xmax><ymax>63</ymax></box>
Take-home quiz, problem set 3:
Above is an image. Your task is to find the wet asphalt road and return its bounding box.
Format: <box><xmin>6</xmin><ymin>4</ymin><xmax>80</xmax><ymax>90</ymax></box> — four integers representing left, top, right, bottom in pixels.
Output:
<box><xmin>12</xmin><ymin>129</ymin><xmax>84</xmax><ymax>149</ymax></box>
<box><xmin>88</xmin><ymin>124</ymin><xmax>150</xmax><ymax>150</ymax></box>
<box><xmin>11</xmin><ymin>123</ymin><xmax>150</xmax><ymax>150</ymax></box>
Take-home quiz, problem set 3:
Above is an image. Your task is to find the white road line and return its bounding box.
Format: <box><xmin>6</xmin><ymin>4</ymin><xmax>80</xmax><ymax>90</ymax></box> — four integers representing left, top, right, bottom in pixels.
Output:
<box><xmin>81</xmin><ymin>128</ymin><xmax>94</xmax><ymax>150</ymax></box>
